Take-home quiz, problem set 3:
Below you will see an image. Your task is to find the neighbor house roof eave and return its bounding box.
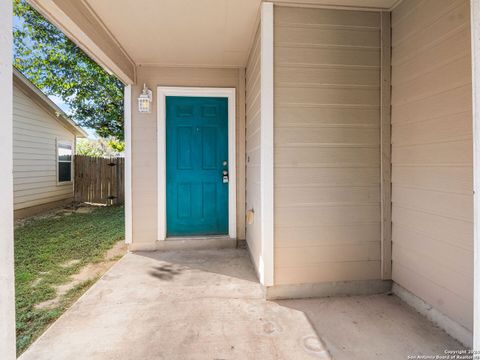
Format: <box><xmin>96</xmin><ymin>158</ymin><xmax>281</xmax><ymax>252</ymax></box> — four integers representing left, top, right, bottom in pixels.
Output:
<box><xmin>13</xmin><ymin>67</ymin><xmax>89</xmax><ymax>138</ymax></box>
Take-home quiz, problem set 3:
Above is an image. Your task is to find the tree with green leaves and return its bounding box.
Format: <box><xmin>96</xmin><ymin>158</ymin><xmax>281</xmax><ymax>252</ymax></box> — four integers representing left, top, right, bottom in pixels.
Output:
<box><xmin>76</xmin><ymin>138</ymin><xmax>124</xmax><ymax>158</ymax></box>
<box><xmin>13</xmin><ymin>0</ymin><xmax>125</xmax><ymax>140</ymax></box>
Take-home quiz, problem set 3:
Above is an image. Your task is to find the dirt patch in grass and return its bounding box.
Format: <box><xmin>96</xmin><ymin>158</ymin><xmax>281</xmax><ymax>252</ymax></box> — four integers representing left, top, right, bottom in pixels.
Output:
<box><xmin>35</xmin><ymin>240</ymin><xmax>127</xmax><ymax>310</ymax></box>
<box><xmin>15</xmin><ymin>205</ymin><xmax>125</xmax><ymax>355</ymax></box>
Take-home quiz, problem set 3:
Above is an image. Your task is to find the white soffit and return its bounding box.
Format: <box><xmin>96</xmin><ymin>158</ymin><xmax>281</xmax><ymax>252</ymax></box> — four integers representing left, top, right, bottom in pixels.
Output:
<box><xmin>84</xmin><ymin>0</ymin><xmax>262</xmax><ymax>68</ymax></box>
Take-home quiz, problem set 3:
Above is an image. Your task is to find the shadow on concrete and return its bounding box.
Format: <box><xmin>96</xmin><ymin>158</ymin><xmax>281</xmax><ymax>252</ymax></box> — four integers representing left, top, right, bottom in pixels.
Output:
<box><xmin>136</xmin><ymin>248</ymin><xmax>259</xmax><ymax>283</ymax></box>
<box><xmin>148</xmin><ymin>264</ymin><xmax>184</xmax><ymax>280</ymax></box>
<box><xmin>273</xmin><ymin>294</ymin><xmax>465</xmax><ymax>360</ymax></box>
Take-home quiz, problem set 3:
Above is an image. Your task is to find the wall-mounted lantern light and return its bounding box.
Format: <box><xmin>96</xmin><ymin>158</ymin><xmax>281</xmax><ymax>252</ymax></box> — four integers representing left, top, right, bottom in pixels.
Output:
<box><xmin>138</xmin><ymin>84</ymin><xmax>152</xmax><ymax>113</ymax></box>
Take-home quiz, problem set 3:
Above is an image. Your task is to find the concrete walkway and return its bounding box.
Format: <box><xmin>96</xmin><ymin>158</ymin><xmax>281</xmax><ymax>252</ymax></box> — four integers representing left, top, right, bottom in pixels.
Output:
<box><xmin>20</xmin><ymin>248</ymin><xmax>463</xmax><ymax>360</ymax></box>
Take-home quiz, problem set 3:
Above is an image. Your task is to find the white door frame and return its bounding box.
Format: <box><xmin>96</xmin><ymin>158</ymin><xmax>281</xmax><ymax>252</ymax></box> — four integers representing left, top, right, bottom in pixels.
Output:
<box><xmin>157</xmin><ymin>87</ymin><xmax>237</xmax><ymax>240</ymax></box>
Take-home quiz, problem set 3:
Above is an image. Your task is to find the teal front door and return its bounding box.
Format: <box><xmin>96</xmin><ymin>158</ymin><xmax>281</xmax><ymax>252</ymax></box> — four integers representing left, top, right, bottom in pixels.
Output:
<box><xmin>166</xmin><ymin>96</ymin><xmax>229</xmax><ymax>236</ymax></box>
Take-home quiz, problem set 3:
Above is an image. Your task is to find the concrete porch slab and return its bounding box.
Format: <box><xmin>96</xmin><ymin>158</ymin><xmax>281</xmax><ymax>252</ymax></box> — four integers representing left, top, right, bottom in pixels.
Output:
<box><xmin>19</xmin><ymin>249</ymin><xmax>463</xmax><ymax>360</ymax></box>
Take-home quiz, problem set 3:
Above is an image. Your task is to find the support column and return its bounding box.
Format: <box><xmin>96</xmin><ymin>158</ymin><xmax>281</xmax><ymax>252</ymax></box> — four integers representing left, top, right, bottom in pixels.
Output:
<box><xmin>124</xmin><ymin>85</ymin><xmax>132</xmax><ymax>244</ymax></box>
<box><xmin>472</xmin><ymin>0</ymin><xmax>480</xmax><ymax>351</ymax></box>
<box><xmin>260</xmin><ymin>2</ymin><xmax>274</xmax><ymax>287</ymax></box>
<box><xmin>0</xmin><ymin>0</ymin><xmax>16</xmax><ymax>358</ymax></box>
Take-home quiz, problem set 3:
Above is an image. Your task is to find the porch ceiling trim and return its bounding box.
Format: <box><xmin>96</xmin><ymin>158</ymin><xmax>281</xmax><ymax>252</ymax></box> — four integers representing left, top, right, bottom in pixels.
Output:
<box><xmin>27</xmin><ymin>0</ymin><xmax>136</xmax><ymax>85</ymax></box>
<box><xmin>268</xmin><ymin>0</ymin><xmax>402</xmax><ymax>11</ymax></box>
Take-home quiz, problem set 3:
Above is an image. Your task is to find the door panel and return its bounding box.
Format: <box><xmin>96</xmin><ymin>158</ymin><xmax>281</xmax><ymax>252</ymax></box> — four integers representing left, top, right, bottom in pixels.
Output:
<box><xmin>166</xmin><ymin>96</ymin><xmax>229</xmax><ymax>236</ymax></box>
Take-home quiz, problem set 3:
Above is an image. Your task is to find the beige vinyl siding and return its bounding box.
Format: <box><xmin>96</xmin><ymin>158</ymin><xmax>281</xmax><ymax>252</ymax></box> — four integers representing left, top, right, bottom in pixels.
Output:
<box><xmin>130</xmin><ymin>66</ymin><xmax>246</xmax><ymax>245</ymax></box>
<box><xmin>13</xmin><ymin>83</ymin><xmax>74</xmax><ymax>210</ymax></box>
<box><xmin>246</xmin><ymin>25</ymin><xmax>262</xmax><ymax>272</ymax></box>
<box><xmin>274</xmin><ymin>6</ymin><xmax>382</xmax><ymax>285</ymax></box>
<box><xmin>391</xmin><ymin>0</ymin><xmax>473</xmax><ymax>331</ymax></box>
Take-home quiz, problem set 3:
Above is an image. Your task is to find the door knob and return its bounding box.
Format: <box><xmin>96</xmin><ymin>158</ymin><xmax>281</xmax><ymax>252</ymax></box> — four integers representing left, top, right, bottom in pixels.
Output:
<box><xmin>223</xmin><ymin>170</ymin><xmax>229</xmax><ymax>183</ymax></box>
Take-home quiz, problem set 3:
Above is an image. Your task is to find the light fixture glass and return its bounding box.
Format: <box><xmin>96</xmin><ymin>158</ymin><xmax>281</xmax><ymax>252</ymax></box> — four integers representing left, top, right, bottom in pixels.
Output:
<box><xmin>138</xmin><ymin>84</ymin><xmax>152</xmax><ymax>113</ymax></box>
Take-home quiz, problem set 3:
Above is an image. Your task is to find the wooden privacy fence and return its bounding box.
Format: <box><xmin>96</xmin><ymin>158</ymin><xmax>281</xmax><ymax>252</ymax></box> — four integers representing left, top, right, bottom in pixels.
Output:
<box><xmin>74</xmin><ymin>155</ymin><xmax>125</xmax><ymax>205</ymax></box>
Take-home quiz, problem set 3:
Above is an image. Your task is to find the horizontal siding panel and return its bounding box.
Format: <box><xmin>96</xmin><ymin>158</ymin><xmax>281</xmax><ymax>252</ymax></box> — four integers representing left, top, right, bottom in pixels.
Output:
<box><xmin>276</xmin><ymin>147</ymin><xmax>379</xmax><ymax>167</ymax></box>
<box><xmin>392</xmin><ymin>56</ymin><xmax>471</xmax><ymax>107</ymax></box>
<box><xmin>275</xmin><ymin>46</ymin><xmax>380</xmax><ymax>67</ymax></box>
<box><xmin>392</xmin><ymin>140</ymin><xmax>472</xmax><ymax>166</ymax></box>
<box><xmin>392</xmin><ymin>205</ymin><xmax>472</xmax><ymax>251</ymax></box>
<box><xmin>275</xmin><ymin>86</ymin><xmax>379</xmax><ymax>106</ymax></box>
<box><xmin>13</xmin><ymin>152</ymin><xmax>57</xmax><ymax>161</ymax></box>
<box><xmin>392</xmin><ymin>112</ymin><xmax>471</xmax><ymax>145</ymax></box>
<box><xmin>275</xmin><ymin>66</ymin><xmax>380</xmax><ymax>86</ymax></box>
<box><xmin>392</xmin><ymin>243</ymin><xmax>472</xmax><ymax>302</ymax></box>
<box><xmin>13</xmin><ymin>113</ymin><xmax>69</xmax><ymax>134</ymax></box>
<box><xmin>15</xmin><ymin>186</ymin><xmax>72</xmax><ymax>198</ymax></box>
<box><xmin>392</xmin><ymin>0</ymin><xmax>465</xmax><ymax>44</ymax></box>
<box><xmin>393</xmin><ymin>224</ymin><xmax>473</xmax><ymax>276</ymax></box>
<box><xmin>14</xmin><ymin>180</ymin><xmax>59</xmax><ymax>191</ymax></box>
<box><xmin>14</xmin><ymin>158</ymin><xmax>56</xmax><ymax>166</ymax></box>
<box><xmin>276</xmin><ymin>205</ymin><xmax>380</xmax><ymax>227</ymax></box>
<box><xmin>392</xmin><ymin>28</ymin><xmax>470</xmax><ymax>86</ymax></box>
<box><xmin>276</xmin><ymin>186</ymin><xmax>379</xmax><ymax>207</ymax></box>
<box><xmin>276</xmin><ymin>127</ymin><xmax>379</xmax><ymax>146</ymax></box>
<box><xmin>13</xmin><ymin>113</ymin><xmax>72</xmax><ymax>136</ymax></box>
<box><xmin>275</xmin><ymin>261</ymin><xmax>381</xmax><ymax>285</ymax></box>
<box><xmin>392</xmin><ymin>185</ymin><xmax>472</xmax><ymax>221</ymax></box>
<box><xmin>13</xmin><ymin>143</ymin><xmax>57</xmax><ymax>153</ymax></box>
<box><xmin>391</xmin><ymin>85</ymin><xmax>471</xmax><ymax>124</ymax></box>
<box><xmin>275</xmin><ymin>7</ymin><xmax>380</xmax><ymax>28</ymax></box>
<box><xmin>276</xmin><ymin>242</ymin><xmax>381</xmax><ymax>266</ymax></box>
<box><xmin>13</xmin><ymin>170</ymin><xmax>56</xmax><ymax>178</ymax></box>
<box><xmin>275</xmin><ymin>106</ymin><xmax>379</xmax><ymax>127</ymax></box>
<box><xmin>392</xmin><ymin>166</ymin><xmax>472</xmax><ymax>193</ymax></box>
<box><xmin>14</xmin><ymin>175</ymin><xmax>54</xmax><ymax>185</ymax></box>
<box><xmin>275</xmin><ymin>167</ymin><xmax>379</xmax><ymax>187</ymax></box>
<box><xmin>275</xmin><ymin>224</ymin><xmax>380</xmax><ymax>247</ymax></box>
<box><xmin>393</xmin><ymin>262</ymin><xmax>473</xmax><ymax>331</ymax></box>
<box><xmin>393</xmin><ymin>0</ymin><xmax>468</xmax><ymax>61</ymax></box>
<box><xmin>13</xmin><ymin>133</ymin><xmax>57</xmax><ymax>146</ymax></box>
<box><xmin>15</xmin><ymin>188</ymin><xmax>72</xmax><ymax>204</ymax></box>
<box><xmin>275</xmin><ymin>26</ymin><xmax>380</xmax><ymax>48</ymax></box>
<box><xmin>15</xmin><ymin>192</ymin><xmax>72</xmax><ymax>210</ymax></box>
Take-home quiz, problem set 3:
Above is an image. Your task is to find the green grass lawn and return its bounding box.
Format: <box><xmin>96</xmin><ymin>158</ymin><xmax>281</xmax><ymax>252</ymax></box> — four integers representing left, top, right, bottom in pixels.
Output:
<box><xmin>15</xmin><ymin>205</ymin><xmax>125</xmax><ymax>355</ymax></box>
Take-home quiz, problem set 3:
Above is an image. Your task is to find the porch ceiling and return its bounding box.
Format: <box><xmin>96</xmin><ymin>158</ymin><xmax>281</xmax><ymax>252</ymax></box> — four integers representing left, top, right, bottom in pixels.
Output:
<box><xmin>28</xmin><ymin>0</ymin><xmax>400</xmax><ymax>83</ymax></box>
<box><xmin>84</xmin><ymin>0</ymin><xmax>262</xmax><ymax>68</ymax></box>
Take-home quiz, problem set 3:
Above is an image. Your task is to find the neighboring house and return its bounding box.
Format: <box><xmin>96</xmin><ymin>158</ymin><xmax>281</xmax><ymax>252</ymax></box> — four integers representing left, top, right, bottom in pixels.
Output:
<box><xmin>13</xmin><ymin>68</ymin><xmax>87</xmax><ymax>219</ymax></box>
<box><xmin>24</xmin><ymin>0</ymin><xmax>477</xmax><ymax>348</ymax></box>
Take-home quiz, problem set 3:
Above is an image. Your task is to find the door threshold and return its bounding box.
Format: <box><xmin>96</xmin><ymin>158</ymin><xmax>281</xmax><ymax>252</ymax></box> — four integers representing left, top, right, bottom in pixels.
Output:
<box><xmin>157</xmin><ymin>236</ymin><xmax>236</xmax><ymax>251</ymax></box>
<box><xmin>166</xmin><ymin>235</ymin><xmax>230</xmax><ymax>241</ymax></box>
